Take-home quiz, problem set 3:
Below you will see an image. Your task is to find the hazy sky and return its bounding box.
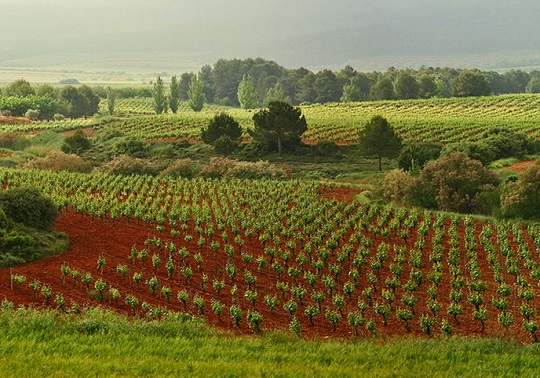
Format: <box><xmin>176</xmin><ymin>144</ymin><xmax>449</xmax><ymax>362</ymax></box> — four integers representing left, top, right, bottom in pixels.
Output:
<box><xmin>2</xmin><ymin>0</ymin><xmax>540</xmax><ymax>70</ymax></box>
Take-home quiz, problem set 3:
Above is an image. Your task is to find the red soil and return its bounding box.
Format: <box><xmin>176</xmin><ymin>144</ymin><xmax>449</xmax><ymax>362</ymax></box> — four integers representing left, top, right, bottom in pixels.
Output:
<box><xmin>58</xmin><ymin>127</ymin><xmax>97</xmax><ymax>138</ymax></box>
<box><xmin>0</xmin><ymin>189</ymin><xmax>535</xmax><ymax>343</ymax></box>
<box><xmin>0</xmin><ymin>116</ymin><xmax>31</xmax><ymax>124</ymax></box>
<box><xmin>506</xmin><ymin>160</ymin><xmax>536</xmax><ymax>173</ymax></box>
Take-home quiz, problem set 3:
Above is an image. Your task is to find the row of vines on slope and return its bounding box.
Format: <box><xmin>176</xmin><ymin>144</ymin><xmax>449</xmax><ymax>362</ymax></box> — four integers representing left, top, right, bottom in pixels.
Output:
<box><xmin>1</xmin><ymin>168</ymin><xmax>539</xmax><ymax>340</ymax></box>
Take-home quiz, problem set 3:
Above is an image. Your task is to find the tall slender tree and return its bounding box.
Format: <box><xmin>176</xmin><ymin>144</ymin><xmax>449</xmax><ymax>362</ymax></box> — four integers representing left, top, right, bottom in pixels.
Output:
<box><xmin>168</xmin><ymin>75</ymin><xmax>180</xmax><ymax>114</ymax></box>
<box><xmin>188</xmin><ymin>75</ymin><xmax>206</xmax><ymax>112</ymax></box>
<box><xmin>237</xmin><ymin>74</ymin><xmax>258</xmax><ymax>109</ymax></box>
<box><xmin>153</xmin><ymin>76</ymin><xmax>167</xmax><ymax>115</ymax></box>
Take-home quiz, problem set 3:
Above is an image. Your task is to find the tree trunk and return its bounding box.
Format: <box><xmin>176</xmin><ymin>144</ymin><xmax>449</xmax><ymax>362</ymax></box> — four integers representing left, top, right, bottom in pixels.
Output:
<box><xmin>378</xmin><ymin>154</ymin><xmax>382</xmax><ymax>171</ymax></box>
<box><xmin>277</xmin><ymin>137</ymin><xmax>282</xmax><ymax>156</ymax></box>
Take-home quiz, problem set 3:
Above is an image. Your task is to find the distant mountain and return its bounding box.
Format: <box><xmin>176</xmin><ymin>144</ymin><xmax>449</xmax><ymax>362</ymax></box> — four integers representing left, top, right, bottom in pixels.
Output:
<box><xmin>2</xmin><ymin>0</ymin><xmax>540</xmax><ymax>72</ymax></box>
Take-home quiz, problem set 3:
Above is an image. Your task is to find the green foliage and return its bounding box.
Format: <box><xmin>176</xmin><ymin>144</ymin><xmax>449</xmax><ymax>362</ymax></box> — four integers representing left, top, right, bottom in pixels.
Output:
<box><xmin>370</xmin><ymin>77</ymin><xmax>395</xmax><ymax>100</ymax></box>
<box><xmin>450</xmin><ymin>70</ymin><xmax>491</xmax><ymax>97</ymax></box>
<box><xmin>415</xmin><ymin>152</ymin><xmax>500</xmax><ymax>213</ymax></box>
<box><xmin>188</xmin><ymin>75</ymin><xmax>206</xmax><ymax>112</ymax></box>
<box><xmin>341</xmin><ymin>74</ymin><xmax>370</xmax><ymax>102</ymax></box>
<box><xmin>112</xmin><ymin>137</ymin><xmax>148</xmax><ymax>158</ymax></box>
<box><xmin>250</xmin><ymin>100</ymin><xmax>307</xmax><ymax>156</ymax></box>
<box><xmin>159</xmin><ymin>159</ymin><xmax>201</xmax><ymax>179</ymax></box>
<box><xmin>61</xmin><ymin>129</ymin><xmax>92</xmax><ymax>155</ymax></box>
<box><xmin>152</xmin><ymin>76</ymin><xmax>168</xmax><ymax>115</ymax></box>
<box><xmin>0</xmin><ymin>94</ymin><xmax>58</xmax><ymax>119</ymax></box>
<box><xmin>0</xmin><ymin>187</ymin><xmax>58</xmax><ymax>231</ymax></box>
<box><xmin>24</xmin><ymin>151</ymin><xmax>92</xmax><ymax>173</ymax></box>
<box><xmin>501</xmin><ymin>160</ymin><xmax>540</xmax><ymax>219</ymax></box>
<box><xmin>200</xmin><ymin>113</ymin><xmax>242</xmax><ymax>150</ymax></box>
<box><xmin>106</xmin><ymin>87</ymin><xmax>116</xmax><ymax>116</ymax></box>
<box><xmin>442</xmin><ymin>129</ymin><xmax>537</xmax><ymax>166</ymax></box>
<box><xmin>237</xmin><ymin>74</ymin><xmax>259</xmax><ymax>109</ymax></box>
<box><xmin>4</xmin><ymin>79</ymin><xmax>35</xmax><ymax>97</ymax></box>
<box><xmin>358</xmin><ymin>115</ymin><xmax>403</xmax><ymax>171</ymax></box>
<box><xmin>168</xmin><ymin>76</ymin><xmax>180</xmax><ymax>114</ymax></box>
<box><xmin>60</xmin><ymin>85</ymin><xmax>99</xmax><ymax>119</ymax></box>
<box><xmin>94</xmin><ymin>155</ymin><xmax>157</xmax><ymax>176</ymax></box>
<box><xmin>397</xmin><ymin>143</ymin><xmax>442</xmax><ymax>172</ymax></box>
<box><xmin>264</xmin><ymin>83</ymin><xmax>286</xmax><ymax>106</ymax></box>
<box><xmin>24</xmin><ymin>109</ymin><xmax>40</xmax><ymax>121</ymax></box>
<box><xmin>395</xmin><ymin>72</ymin><xmax>420</xmax><ymax>100</ymax></box>
<box><xmin>199</xmin><ymin>157</ymin><xmax>287</xmax><ymax>179</ymax></box>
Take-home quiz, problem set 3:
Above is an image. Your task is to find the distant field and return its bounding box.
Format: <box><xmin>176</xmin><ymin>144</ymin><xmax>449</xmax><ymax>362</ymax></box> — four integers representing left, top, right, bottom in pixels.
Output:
<box><xmin>0</xmin><ymin>52</ymin><xmax>209</xmax><ymax>86</ymax></box>
<box><xmin>105</xmin><ymin>94</ymin><xmax>540</xmax><ymax>144</ymax></box>
<box><xmin>4</xmin><ymin>94</ymin><xmax>540</xmax><ymax>145</ymax></box>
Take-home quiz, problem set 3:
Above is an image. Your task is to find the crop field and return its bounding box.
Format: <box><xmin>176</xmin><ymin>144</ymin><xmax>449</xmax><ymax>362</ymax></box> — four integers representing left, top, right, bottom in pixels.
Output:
<box><xmin>0</xmin><ymin>168</ymin><xmax>539</xmax><ymax>342</ymax></box>
<box><xmin>11</xmin><ymin>93</ymin><xmax>540</xmax><ymax>145</ymax></box>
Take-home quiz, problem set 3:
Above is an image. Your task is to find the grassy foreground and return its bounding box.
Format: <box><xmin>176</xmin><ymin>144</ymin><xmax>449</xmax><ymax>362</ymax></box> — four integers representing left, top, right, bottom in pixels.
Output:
<box><xmin>0</xmin><ymin>308</ymin><xmax>538</xmax><ymax>377</ymax></box>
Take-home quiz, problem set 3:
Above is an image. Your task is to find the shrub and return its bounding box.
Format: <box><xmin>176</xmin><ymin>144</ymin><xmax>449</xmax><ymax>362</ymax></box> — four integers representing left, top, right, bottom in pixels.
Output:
<box><xmin>112</xmin><ymin>137</ymin><xmax>148</xmax><ymax>158</ymax></box>
<box><xmin>501</xmin><ymin>160</ymin><xmax>540</xmax><ymax>219</ymax></box>
<box><xmin>382</xmin><ymin>169</ymin><xmax>418</xmax><ymax>206</ymax></box>
<box><xmin>0</xmin><ymin>188</ymin><xmax>59</xmax><ymax>231</ymax></box>
<box><xmin>61</xmin><ymin>129</ymin><xmax>92</xmax><ymax>155</ymax></box>
<box><xmin>199</xmin><ymin>157</ymin><xmax>288</xmax><ymax>179</ymax></box>
<box><xmin>201</xmin><ymin>113</ymin><xmax>242</xmax><ymax>156</ymax></box>
<box><xmin>442</xmin><ymin>130</ymin><xmax>538</xmax><ymax>166</ymax></box>
<box><xmin>416</xmin><ymin>152</ymin><xmax>500</xmax><ymax>214</ymax></box>
<box><xmin>94</xmin><ymin>155</ymin><xmax>157</xmax><ymax>176</ymax></box>
<box><xmin>315</xmin><ymin>140</ymin><xmax>340</xmax><ymax>157</ymax></box>
<box><xmin>24</xmin><ymin>151</ymin><xmax>93</xmax><ymax>173</ymax></box>
<box><xmin>397</xmin><ymin>143</ymin><xmax>442</xmax><ymax>172</ymax></box>
<box><xmin>24</xmin><ymin>109</ymin><xmax>40</xmax><ymax>121</ymax></box>
<box><xmin>159</xmin><ymin>159</ymin><xmax>201</xmax><ymax>179</ymax></box>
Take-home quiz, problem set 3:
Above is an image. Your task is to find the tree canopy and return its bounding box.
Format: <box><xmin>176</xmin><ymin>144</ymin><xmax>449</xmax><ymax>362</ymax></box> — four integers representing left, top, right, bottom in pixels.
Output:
<box><xmin>501</xmin><ymin>160</ymin><xmax>540</xmax><ymax>219</ymax></box>
<box><xmin>358</xmin><ymin>115</ymin><xmax>403</xmax><ymax>170</ymax></box>
<box><xmin>249</xmin><ymin>100</ymin><xmax>307</xmax><ymax>156</ymax></box>
<box><xmin>152</xmin><ymin>76</ymin><xmax>168</xmax><ymax>115</ymax></box>
<box><xmin>201</xmin><ymin>113</ymin><xmax>242</xmax><ymax>155</ymax></box>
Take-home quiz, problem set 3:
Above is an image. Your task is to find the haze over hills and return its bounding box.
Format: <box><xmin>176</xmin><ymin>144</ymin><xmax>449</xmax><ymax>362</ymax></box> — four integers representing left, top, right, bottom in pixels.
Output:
<box><xmin>2</xmin><ymin>0</ymin><xmax>540</xmax><ymax>82</ymax></box>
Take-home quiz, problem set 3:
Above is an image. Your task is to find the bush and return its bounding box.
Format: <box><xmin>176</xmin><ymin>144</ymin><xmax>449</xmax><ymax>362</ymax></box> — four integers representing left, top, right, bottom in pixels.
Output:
<box><xmin>501</xmin><ymin>160</ymin><xmax>540</xmax><ymax>219</ymax></box>
<box><xmin>24</xmin><ymin>109</ymin><xmax>40</xmax><ymax>121</ymax></box>
<box><xmin>159</xmin><ymin>159</ymin><xmax>201</xmax><ymax>179</ymax></box>
<box><xmin>442</xmin><ymin>130</ymin><xmax>537</xmax><ymax>166</ymax></box>
<box><xmin>0</xmin><ymin>188</ymin><xmax>59</xmax><ymax>231</ymax></box>
<box><xmin>94</xmin><ymin>155</ymin><xmax>157</xmax><ymax>176</ymax></box>
<box><xmin>61</xmin><ymin>129</ymin><xmax>92</xmax><ymax>155</ymax></box>
<box><xmin>199</xmin><ymin>157</ymin><xmax>288</xmax><ymax>179</ymax></box>
<box><xmin>112</xmin><ymin>137</ymin><xmax>148</xmax><ymax>158</ymax></box>
<box><xmin>24</xmin><ymin>151</ymin><xmax>93</xmax><ymax>173</ymax></box>
<box><xmin>416</xmin><ymin>152</ymin><xmax>500</xmax><ymax>214</ymax></box>
<box><xmin>315</xmin><ymin>140</ymin><xmax>340</xmax><ymax>157</ymax></box>
<box><xmin>382</xmin><ymin>169</ymin><xmax>418</xmax><ymax>206</ymax></box>
<box><xmin>53</xmin><ymin>113</ymin><xmax>65</xmax><ymax>121</ymax></box>
<box><xmin>397</xmin><ymin>143</ymin><xmax>442</xmax><ymax>172</ymax></box>
<box><xmin>201</xmin><ymin>113</ymin><xmax>243</xmax><ymax>155</ymax></box>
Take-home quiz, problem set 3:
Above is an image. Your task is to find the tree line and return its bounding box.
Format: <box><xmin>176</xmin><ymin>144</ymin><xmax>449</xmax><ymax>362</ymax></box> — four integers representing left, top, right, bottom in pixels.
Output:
<box><xmin>0</xmin><ymin>79</ymin><xmax>99</xmax><ymax>120</ymax></box>
<box><xmin>163</xmin><ymin>58</ymin><xmax>540</xmax><ymax>107</ymax></box>
<box><xmin>4</xmin><ymin>58</ymin><xmax>540</xmax><ymax>119</ymax></box>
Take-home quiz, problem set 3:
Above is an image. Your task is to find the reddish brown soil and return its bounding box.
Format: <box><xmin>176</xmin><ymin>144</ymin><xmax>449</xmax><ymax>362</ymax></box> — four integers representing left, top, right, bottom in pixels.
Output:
<box><xmin>0</xmin><ymin>116</ymin><xmax>31</xmax><ymax>124</ymax></box>
<box><xmin>0</xmin><ymin>189</ymin><xmax>536</xmax><ymax>343</ymax></box>
<box><xmin>506</xmin><ymin>160</ymin><xmax>536</xmax><ymax>173</ymax></box>
<box><xmin>58</xmin><ymin>127</ymin><xmax>97</xmax><ymax>138</ymax></box>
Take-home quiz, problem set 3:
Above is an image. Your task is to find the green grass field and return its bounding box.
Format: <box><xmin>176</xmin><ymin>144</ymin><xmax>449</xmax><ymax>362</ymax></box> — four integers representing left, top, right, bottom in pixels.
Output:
<box><xmin>0</xmin><ymin>307</ymin><xmax>539</xmax><ymax>377</ymax></box>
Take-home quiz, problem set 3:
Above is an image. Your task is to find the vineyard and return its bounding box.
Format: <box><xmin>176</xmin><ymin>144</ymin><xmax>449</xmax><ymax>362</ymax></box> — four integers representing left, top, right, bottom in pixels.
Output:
<box><xmin>0</xmin><ymin>168</ymin><xmax>539</xmax><ymax>342</ymax></box>
<box><xmin>6</xmin><ymin>93</ymin><xmax>540</xmax><ymax>146</ymax></box>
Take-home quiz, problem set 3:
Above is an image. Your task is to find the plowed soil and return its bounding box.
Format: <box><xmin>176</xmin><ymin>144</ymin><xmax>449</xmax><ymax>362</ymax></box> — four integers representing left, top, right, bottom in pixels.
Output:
<box><xmin>0</xmin><ymin>193</ymin><xmax>534</xmax><ymax>343</ymax></box>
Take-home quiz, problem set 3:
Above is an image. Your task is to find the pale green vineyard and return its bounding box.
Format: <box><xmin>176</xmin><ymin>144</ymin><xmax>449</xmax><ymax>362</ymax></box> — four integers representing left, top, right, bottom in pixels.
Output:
<box><xmin>100</xmin><ymin>94</ymin><xmax>540</xmax><ymax>144</ymax></box>
<box><xmin>4</xmin><ymin>94</ymin><xmax>540</xmax><ymax>144</ymax></box>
